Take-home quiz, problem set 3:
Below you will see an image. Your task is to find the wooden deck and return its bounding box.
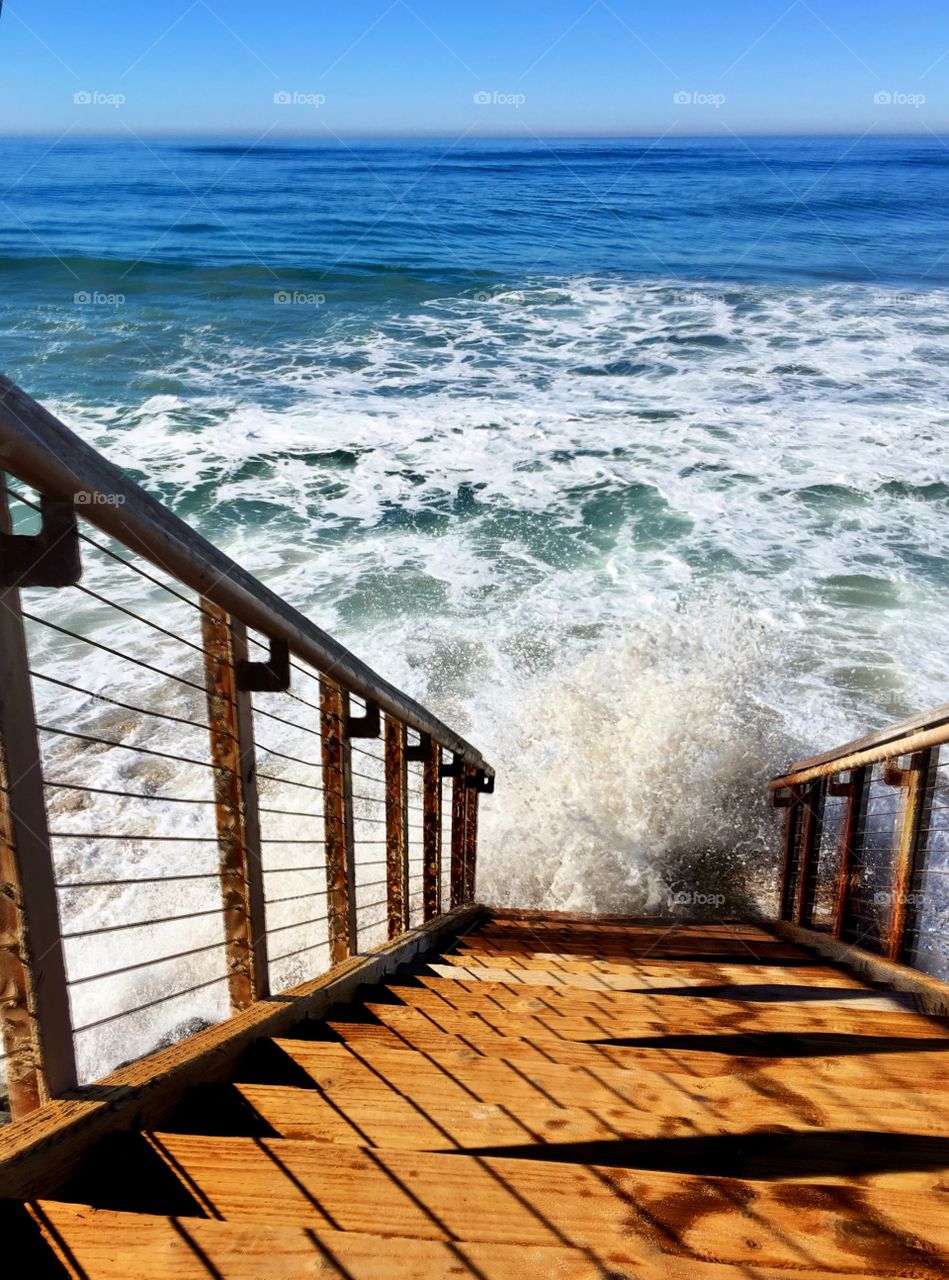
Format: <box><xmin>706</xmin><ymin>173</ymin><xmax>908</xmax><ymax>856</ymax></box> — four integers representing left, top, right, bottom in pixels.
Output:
<box><xmin>5</xmin><ymin>913</ymin><xmax>949</xmax><ymax>1278</ymax></box>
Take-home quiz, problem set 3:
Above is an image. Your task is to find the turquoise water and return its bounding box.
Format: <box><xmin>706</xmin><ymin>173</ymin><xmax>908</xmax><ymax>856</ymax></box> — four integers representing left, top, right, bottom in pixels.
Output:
<box><xmin>3</xmin><ymin>135</ymin><xmax>949</xmax><ymax>914</ymax></box>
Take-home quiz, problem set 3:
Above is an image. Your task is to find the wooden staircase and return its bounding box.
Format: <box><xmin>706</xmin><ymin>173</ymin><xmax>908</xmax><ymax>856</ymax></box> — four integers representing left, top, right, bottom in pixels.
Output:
<box><xmin>9</xmin><ymin>913</ymin><xmax>949</xmax><ymax>1278</ymax></box>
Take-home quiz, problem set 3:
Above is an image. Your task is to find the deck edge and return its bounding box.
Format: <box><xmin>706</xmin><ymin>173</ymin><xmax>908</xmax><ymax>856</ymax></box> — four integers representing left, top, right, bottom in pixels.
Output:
<box><xmin>0</xmin><ymin>904</ymin><xmax>485</xmax><ymax>1201</ymax></box>
<box><xmin>767</xmin><ymin>919</ymin><xmax>949</xmax><ymax>1017</ymax></box>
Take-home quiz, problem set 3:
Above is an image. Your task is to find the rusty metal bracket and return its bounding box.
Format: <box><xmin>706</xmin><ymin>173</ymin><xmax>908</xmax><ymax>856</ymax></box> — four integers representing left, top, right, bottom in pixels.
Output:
<box><xmin>405</xmin><ymin>732</ymin><xmax>432</xmax><ymax>763</ymax></box>
<box><xmin>0</xmin><ymin>496</ymin><xmax>81</xmax><ymax>588</ymax></box>
<box><xmin>236</xmin><ymin>637</ymin><xmax>290</xmax><ymax>693</ymax></box>
<box><xmin>441</xmin><ymin>753</ymin><xmax>463</xmax><ymax>779</ymax></box>
<box><xmin>345</xmin><ymin>699</ymin><xmax>380</xmax><ymax>739</ymax></box>
<box><xmin>828</xmin><ymin>772</ymin><xmax>858</xmax><ymax>797</ymax></box>
<box><xmin>772</xmin><ymin>787</ymin><xmax>795</xmax><ymax>809</ymax></box>
<box><xmin>881</xmin><ymin>750</ymin><xmax>931</xmax><ymax>961</ymax></box>
<box><xmin>882</xmin><ymin>754</ymin><xmax>923</xmax><ymax>788</ymax></box>
<box><xmin>469</xmin><ymin>769</ymin><xmax>495</xmax><ymax>795</ymax></box>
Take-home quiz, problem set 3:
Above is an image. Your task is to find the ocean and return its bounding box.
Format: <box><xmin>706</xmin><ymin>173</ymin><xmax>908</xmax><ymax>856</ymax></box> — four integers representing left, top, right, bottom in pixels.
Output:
<box><xmin>2</xmin><ymin>135</ymin><xmax>949</xmax><ymax>1067</ymax></box>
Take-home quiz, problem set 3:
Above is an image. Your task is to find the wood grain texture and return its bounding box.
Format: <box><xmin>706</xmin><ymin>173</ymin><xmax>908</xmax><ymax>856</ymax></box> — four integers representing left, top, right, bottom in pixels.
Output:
<box><xmin>8</xmin><ymin>912</ymin><xmax>949</xmax><ymax>1278</ymax></box>
<box><xmin>31</xmin><ymin>1202</ymin><xmax>904</xmax><ymax>1280</ymax></box>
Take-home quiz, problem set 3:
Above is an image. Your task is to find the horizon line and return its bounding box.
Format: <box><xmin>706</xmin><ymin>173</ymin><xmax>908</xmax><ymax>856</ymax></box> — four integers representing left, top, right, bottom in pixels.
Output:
<box><xmin>1</xmin><ymin>128</ymin><xmax>947</xmax><ymax>141</ymax></box>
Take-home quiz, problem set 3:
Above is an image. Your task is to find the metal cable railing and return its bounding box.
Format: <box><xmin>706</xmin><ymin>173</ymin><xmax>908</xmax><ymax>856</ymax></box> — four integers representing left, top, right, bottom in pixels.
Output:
<box><xmin>771</xmin><ymin>708</ymin><xmax>949</xmax><ymax>981</ymax></box>
<box><xmin>0</xmin><ymin>374</ymin><xmax>493</xmax><ymax>1123</ymax></box>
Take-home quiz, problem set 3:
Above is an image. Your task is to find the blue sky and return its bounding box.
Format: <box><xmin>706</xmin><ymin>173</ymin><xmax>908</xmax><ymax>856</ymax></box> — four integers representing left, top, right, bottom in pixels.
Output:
<box><xmin>1</xmin><ymin>0</ymin><xmax>947</xmax><ymax>135</ymax></box>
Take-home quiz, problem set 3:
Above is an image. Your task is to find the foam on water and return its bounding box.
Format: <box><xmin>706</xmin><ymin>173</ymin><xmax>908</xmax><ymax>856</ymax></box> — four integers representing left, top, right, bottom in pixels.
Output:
<box><xmin>9</xmin><ymin>272</ymin><xmax>949</xmax><ymax>1080</ymax></box>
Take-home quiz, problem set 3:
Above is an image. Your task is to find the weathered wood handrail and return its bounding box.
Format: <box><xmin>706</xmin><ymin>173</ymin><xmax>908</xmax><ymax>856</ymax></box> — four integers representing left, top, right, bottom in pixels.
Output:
<box><xmin>0</xmin><ymin>373</ymin><xmax>492</xmax><ymax>776</ymax></box>
<box><xmin>0</xmin><ymin>374</ymin><xmax>494</xmax><ymax>1126</ymax></box>
<box><xmin>770</xmin><ymin>704</ymin><xmax>946</xmax><ymax>979</ymax></box>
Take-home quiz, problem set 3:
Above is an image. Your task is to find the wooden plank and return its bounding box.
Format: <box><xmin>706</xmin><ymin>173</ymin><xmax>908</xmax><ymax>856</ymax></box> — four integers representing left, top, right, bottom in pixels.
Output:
<box><xmin>463</xmin><ymin>770</ymin><xmax>478</xmax><ymax>903</ymax></box>
<box><xmin>770</xmin><ymin>920</ymin><xmax>949</xmax><ymax>1018</ymax></box>
<box><xmin>275</xmin><ymin>1034</ymin><xmax>949</xmax><ymax>1117</ymax></box>
<box><xmin>30</xmin><ymin>1201</ymin><xmax>894</xmax><ymax>1280</ymax></box>
<box><xmin>0</xmin><ymin>905</ymin><xmax>484</xmax><ymax>1200</ymax></box>
<box><xmin>401</xmin><ymin>972</ymin><xmax>919</xmax><ymax>1016</ymax></box>
<box><xmin>449</xmin><ymin>764</ymin><xmax>467</xmax><ymax>908</ymax></box>
<box><xmin>241</xmin><ymin>1041</ymin><xmax>949</xmax><ymax>1155</ymax></box>
<box><xmin>422</xmin><ymin>740</ymin><xmax>441</xmax><ymax>921</ymax></box>
<box><xmin>201</xmin><ymin>601</ymin><xmax>268</xmax><ymax>1008</ymax></box>
<box><xmin>326</xmin><ymin>1011</ymin><xmax>949</xmax><ymax>1084</ymax></box>
<box><xmin>0</xmin><ymin>484</ymin><xmax>76</xmax><ymax>1115</ymax></box>
<box><xmin>776</xmin><ymin>700</ymin><xmax>949</xmax><ymax>782</ymax></box>
<box><xmin>434</xmin><ymin>955</ymin><xmax>856</xmax><ymax>986</ymax></box>
<box><xmin>384</xmin><ymin>715</ymin><xmax>409</xmax><ymax>938</ymax></box>
<box><xmin>884</xmin><ymin>751</ymin><xmax>932</xmax><ymax>961</ymax></box>
<box><xmin>147</xmin><ymin>1132</ymin><xmax>949</xmax><ymax>1273</ymax></box>
<box><xmin>424</xmin><ymin>960</ymin><xmax>883</xmax><ymax>994</ymax></box>
<box><xmin>362</xmin><ymin>997</ymin><xmax>949</xmax><ymax>1046</ymax></box>
<box><xmin>321</xmin><ymin>679</ymin><xmax>356</xmax><ymax>962</ymax></box>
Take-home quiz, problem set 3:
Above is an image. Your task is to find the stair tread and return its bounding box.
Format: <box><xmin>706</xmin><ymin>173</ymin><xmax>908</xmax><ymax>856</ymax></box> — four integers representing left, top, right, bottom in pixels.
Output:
<box><xmin>30</xmin><ymin>1200</ymin><xmax>908</xmax><ymax>1280</ymax></box>
<box><xmin>411</xmin><ymin>969</ymin><xmax>921</xmax><ymax>1013</ymax></box>
<box><xmin>145</xmin><ymin>1130</ymin><xmax>949</xmax><ymax>1274</ymax></box>
<box><xmin>324</xmin><ymin>1012</ymin><xmax>949</xmax><ymax>1081</ymax></box>
<box><xmin>260</xmin><ymin>1037</ymin><xmax>949</xmax><ymax>1145</ymax></box>
<box><xmin>367</xmin><ymin>993</ymin><xmax>948</xmax><ymax>1040</ymax></box>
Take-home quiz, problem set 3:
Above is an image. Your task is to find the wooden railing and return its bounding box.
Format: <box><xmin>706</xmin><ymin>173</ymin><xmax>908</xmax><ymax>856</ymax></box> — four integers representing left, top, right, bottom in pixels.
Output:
<box><xmin>0</xmin><ymin>374</ymin><xmax>493</xmax><ymax>1122</ymax></box>
<box><xmin>771</xmin><ymin>705</ymin><xmax>949</xmax><ymax>980</ymax></box>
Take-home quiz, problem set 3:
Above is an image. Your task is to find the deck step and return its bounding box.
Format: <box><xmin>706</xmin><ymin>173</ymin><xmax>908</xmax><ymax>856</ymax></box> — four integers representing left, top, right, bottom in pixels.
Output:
<box><xmin>411</xmin><ymin>970</ymin><xmax>921</xmax><ymax>1013</ymax></box>
<box><xmin>252</xmin><ymin>1037</ymin><xmax>949</xmax><ymax>1151</ymax></box>
<box><xmin>361</xmin><ymin>994</ymin><xmax>949</xmax><ymax>1047</ymax></box>
<box><xmin>145</xmin><ymin>1131</ymin><xmax>949</xmax><ymax>1274</ymax></box>
<box><xmin>323</xmin><ymin>1011</ymin><xmax>949</xmax><ymax>1083</ymax></box>
<box><xmin>29</xmin><ymin>1201</ymin><xmax>907</xmax><ymax>1280</ymax></box>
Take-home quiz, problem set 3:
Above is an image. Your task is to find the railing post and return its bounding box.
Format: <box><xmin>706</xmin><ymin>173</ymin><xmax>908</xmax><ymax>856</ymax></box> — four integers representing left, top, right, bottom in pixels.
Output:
<box><xmin>774</xmin><ymin>785</ymin><xmax>800</xmax><ymax>921</ymax></box>
<box><xmin>384</xmin><ymin>716</ymin><xmax>409</xmax><ymax>938</ymax></box>
<box><xmin>321</xmin><ymin>680</ymin><xmax>356</xmax><ymax>962</ymax></box>
<box><xmin>201</xmin><ymin>601</ymin><xmax>269</xmax><ymax>1008</ymax></box>
<box><xmin>829</xmin><ymin>768</ymin><xmax>866</xmax><ymax>939</ymax></box>
<box><xmin>450</xmin><ymin>763</ymin><xmax>468</xmax><ymax>909</ymax></box>
<box><xmin>0</xmin><ymin>484</ymin><xmax>76</xmax><ymax>1115</ymax></box>
<box><xmin>422</xmin><ymin>740</ymin><xmax>442</xmax><ymax>921</ymax></box>
<box><xmin>463</xmin><ymin>770</ymin><xmax>480</xmax><ymax>905</ymax></box>
<box><xmin>883</xmin><ymin>750</ymin><xmax>932</xmax><ymax>962</ymax></box>
<box><xmin>794</xmin><ymin>780</ymin><xmax>824</xmax><ymax>927</ymax></box>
